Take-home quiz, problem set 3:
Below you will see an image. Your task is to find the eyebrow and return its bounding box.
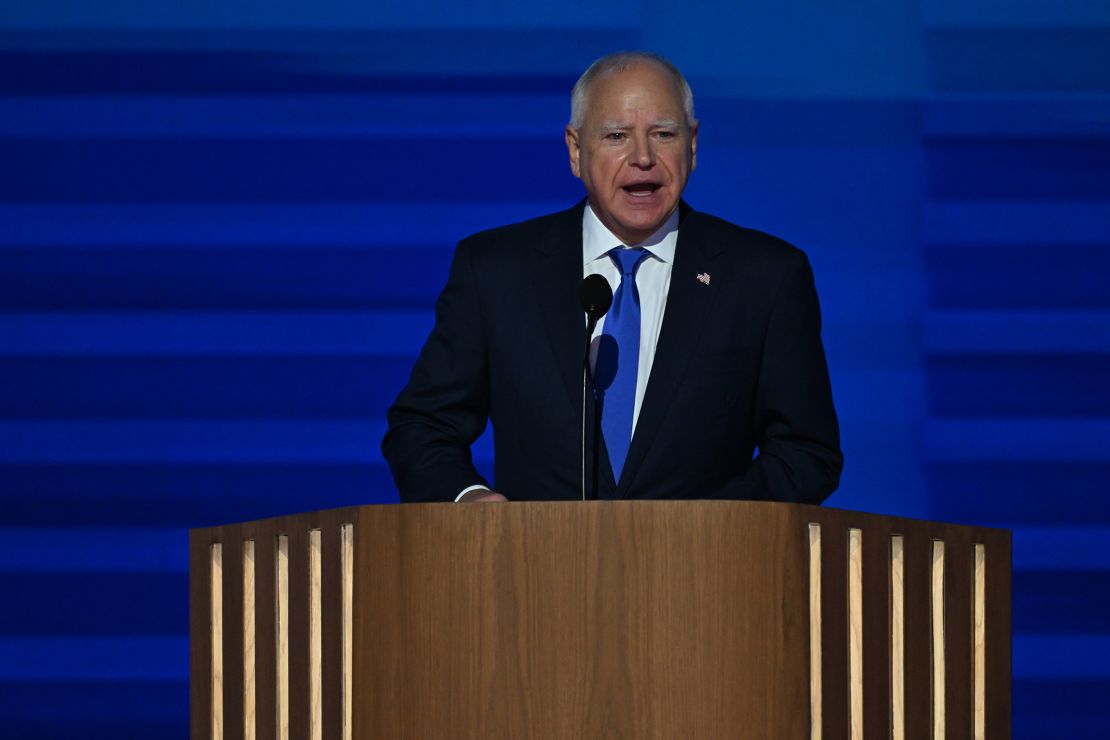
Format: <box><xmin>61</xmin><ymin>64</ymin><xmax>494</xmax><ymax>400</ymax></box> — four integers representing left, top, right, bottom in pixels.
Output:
<box><xmin>597</xmin><ymin>119</ymin><xmax>683</xmax><ymax>131</ymax></box>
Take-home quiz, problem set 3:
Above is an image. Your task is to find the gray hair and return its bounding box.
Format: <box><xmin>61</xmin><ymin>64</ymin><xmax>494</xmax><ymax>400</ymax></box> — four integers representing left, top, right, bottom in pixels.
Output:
<box><xmin>569</xmin><ymin>51</ymin><xmax>696</xmax><ymax>130</ymax></box>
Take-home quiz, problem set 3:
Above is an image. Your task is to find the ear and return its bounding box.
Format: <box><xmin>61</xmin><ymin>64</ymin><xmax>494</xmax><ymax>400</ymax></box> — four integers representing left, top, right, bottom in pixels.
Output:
<box><xmin>689</xmin><ymin>121</ymin><xmax>699</xmax><ymax>172</ymax></box>
<box><xmin>565</xmin><ymin>125</ymin><xmax>582</xmax><ymax>179</ymax></box>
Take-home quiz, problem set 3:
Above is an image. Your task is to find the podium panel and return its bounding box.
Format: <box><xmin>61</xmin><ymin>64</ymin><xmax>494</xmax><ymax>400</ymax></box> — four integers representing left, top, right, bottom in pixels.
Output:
<box><xmin>190</xmin><ymin>501</ymin><xmax>1011</xmax><ymax>739</ymax></box>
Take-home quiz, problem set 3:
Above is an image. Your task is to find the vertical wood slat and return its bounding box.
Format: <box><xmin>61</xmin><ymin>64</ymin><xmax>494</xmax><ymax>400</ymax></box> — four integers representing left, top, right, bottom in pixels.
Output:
<box><xmin>309</xmin><ymin>529</ymin><xmax>323</xmax><ymax>740</ymax></box>
<box><xmin>210</xmin><ymin>543</ymin><xmax>224</xmax><ymax>740</ymax></box>
<box><xmin>276</xmin><ymin>534</ymin><xmax>290</xmax><ymax>740</ymax></box>
<box><xmin>190</xmin><ymin>532</ymin><xmax>214</xmax><ymax>740</ymax></box>
<box><xmin>973</xmin><ymin>544</ymin><xmax>986</xmax><ymax>740</ymax></box>
<box><xmin>891</xmin><ymin>536</ymin><xmax>905</xmax><ymax>740</ymax></box>
<box><xmin>808</xmin><ymin>523</ymin><xmax>822</xmax><ymax>740</ymax></box>
<box><xmin>342</xmin><ymin>523</ymin><xmax>355</xmax><ymax>740</ymax></box>
<box><xmin>931</xmin><ymin>540</ymin><xmax>945</xmax><ymax>740</ymax></box>
<box><xmin>243</xmin><ymin>540</ymin><xmax>257</xmax><ymax>740</ymax></box>
<box><xmin>847</xmin><ymin>528</ymin><xmax>863</xmax><ymax>740</ymax></box>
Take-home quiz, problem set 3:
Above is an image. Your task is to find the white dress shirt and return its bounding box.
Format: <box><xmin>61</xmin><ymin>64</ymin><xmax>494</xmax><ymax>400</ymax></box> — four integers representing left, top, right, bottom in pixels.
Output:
<box><xmin>456</xmin><ymin>204</ymin><xmax>680</xmax><ymax>501</ymax></box>
<box><xmin>582</xmin><ymin>203</ymin><xmax>678</xmax><ymax>436</ymax></box>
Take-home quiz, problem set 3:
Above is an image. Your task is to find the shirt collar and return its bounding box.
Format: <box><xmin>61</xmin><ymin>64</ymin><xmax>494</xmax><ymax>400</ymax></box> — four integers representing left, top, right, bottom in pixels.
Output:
<box><xmin>582</xmin><ymin>203</ymin><xmax>680</xmax><ymax>266</ymax></box>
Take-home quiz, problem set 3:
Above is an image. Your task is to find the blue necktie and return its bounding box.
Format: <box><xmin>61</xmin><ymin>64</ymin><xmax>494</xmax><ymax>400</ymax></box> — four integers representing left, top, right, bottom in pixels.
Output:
<box><xmin>594</xmin><ymin>247</ymin><xmax>648</xmax><ymax>484</ymax></box>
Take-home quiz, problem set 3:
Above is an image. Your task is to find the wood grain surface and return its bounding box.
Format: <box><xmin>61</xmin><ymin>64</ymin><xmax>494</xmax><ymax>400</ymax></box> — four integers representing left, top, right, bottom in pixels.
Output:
<box><xmin>353</xmin><ymin>501</ymin><xmax>809</xmax><ymax>739</ymax></box>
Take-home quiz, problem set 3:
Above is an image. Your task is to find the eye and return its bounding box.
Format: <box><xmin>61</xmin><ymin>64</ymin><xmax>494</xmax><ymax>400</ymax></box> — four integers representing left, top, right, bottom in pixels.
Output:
<box><xmin>604</xmin><ymin>132</ymin><xmax>627</xmax><ymax>142</ymax></box>
<box><xmin>655</xmin><ymin>130</ymin><xmax>677</xmax><ymax>140</ymax></box>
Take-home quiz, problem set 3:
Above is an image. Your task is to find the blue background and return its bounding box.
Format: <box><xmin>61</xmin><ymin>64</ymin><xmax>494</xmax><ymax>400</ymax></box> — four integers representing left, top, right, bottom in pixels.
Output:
<box><xmin>2</xmin><ymin>1</ymin><xmax>1108</xmax><ymax>736</ymax></box>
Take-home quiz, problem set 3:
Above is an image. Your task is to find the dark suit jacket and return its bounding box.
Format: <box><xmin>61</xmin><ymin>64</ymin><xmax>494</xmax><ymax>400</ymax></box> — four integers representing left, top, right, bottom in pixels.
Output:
<box><xmin>382</xmin><ymin>200</ymin><xmax>842</xmax><ymax>504</ymax></box>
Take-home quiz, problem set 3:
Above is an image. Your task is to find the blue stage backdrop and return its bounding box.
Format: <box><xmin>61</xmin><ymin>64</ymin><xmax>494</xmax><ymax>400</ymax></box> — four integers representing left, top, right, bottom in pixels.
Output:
<box><xmin>2</xmin><ymin>1</ymin><xmax>1108</xmax><ymax>736</ymax></box>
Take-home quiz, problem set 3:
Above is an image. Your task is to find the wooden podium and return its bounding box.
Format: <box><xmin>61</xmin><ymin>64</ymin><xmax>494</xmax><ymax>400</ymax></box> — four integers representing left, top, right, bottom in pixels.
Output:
<box><xmin>190</xmin><ymin>502</ymin><xmax>1010</xmax><ymax>739</ymax></box>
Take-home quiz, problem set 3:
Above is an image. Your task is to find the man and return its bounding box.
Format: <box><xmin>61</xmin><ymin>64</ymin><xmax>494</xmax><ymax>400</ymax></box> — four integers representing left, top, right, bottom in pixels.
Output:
<box><xmin>382</xmin><ymin>51</ymin><xmax>842</xmax><ymax>504</ymax></box>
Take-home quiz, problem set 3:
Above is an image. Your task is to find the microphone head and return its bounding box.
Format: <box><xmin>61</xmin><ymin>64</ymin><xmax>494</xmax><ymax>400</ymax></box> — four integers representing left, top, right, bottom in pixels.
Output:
<box><xmin>580</xmin><ymin>274</ymin><xmax>613</xmax><ymax>318</ymax></box>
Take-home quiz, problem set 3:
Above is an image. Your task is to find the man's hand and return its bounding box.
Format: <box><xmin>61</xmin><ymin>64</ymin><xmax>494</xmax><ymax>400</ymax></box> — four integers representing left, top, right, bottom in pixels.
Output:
<box><xmin>457</xmin><ymin>490</ymin><xmax>508</xmax><ymax>503</ymax></box>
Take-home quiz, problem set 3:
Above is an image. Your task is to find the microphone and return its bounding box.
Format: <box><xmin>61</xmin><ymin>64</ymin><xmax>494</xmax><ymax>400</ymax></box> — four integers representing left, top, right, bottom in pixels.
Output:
<box><xmin>579</xmin><ymin>274</ymin><xmax>613</xmax><ymax>501</ymax></box>
<box><xmin>580</xmin><ymin>273</ymin><xmax>613</xmax><ymax>320</ymax></box>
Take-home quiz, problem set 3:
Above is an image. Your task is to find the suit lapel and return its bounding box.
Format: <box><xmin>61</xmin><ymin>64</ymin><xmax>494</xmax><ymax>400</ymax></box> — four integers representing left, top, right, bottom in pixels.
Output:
<box><xmin>530</xmin><ymin>201</ymin><xmax>589</xmax><ymax>422</ymax></box>
<box><xmin>617</xmin><ymin>205</ymin><xmax>722</xmax><ymax>496</ymax></box>
<box><xmin>529</xmin><ymin>200</ymin><xmax>617</xmax><ymax>498</ymax></box>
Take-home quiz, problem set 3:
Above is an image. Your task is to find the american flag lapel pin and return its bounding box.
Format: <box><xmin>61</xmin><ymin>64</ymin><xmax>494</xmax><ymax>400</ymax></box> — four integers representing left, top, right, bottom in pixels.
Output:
<box><xmin>696</xmin><ymin>272</ymin><xmax>711</xmax><ymax>286</ymax></box>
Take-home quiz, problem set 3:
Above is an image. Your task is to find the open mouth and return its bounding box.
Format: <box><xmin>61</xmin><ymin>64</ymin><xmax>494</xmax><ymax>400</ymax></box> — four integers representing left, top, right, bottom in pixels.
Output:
<box><xmin>622</xmin><ymin>183</ymin><xmax>661</xmax><ymax>198</ymax></box>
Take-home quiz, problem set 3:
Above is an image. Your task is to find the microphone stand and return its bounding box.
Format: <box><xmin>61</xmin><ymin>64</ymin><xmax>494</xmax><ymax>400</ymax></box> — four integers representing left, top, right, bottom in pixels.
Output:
<box><xmin>578</xmin><ymin>274</ymin><xmax>611</xmax><ymax>501</ymax></box>
<box><xmin>581</xmin><ymin>316</ymin><xmax>599</xmax><ymax>501</ymax></box>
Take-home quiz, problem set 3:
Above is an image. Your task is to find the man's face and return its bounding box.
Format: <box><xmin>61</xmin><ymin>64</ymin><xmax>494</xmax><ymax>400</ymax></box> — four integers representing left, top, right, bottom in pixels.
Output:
<box><xmin>566</xmin><ymin>63</ymin><xmax>698</xmax><ymax>245</ymax></box>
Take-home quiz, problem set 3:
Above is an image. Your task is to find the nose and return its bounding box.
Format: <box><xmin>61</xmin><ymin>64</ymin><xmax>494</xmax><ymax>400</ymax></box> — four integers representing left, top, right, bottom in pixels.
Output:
<box><xmin>630</xmin><ymin>132</ymin><xmax>655</xmax><ymax>168</ymax></box>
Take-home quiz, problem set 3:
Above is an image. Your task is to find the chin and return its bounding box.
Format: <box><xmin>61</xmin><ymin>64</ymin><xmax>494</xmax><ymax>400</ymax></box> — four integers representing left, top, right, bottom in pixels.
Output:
<box><xmin>616</xmin><ymin>209</ymin><xmax>669</xmax><ymax>236</ymax></box>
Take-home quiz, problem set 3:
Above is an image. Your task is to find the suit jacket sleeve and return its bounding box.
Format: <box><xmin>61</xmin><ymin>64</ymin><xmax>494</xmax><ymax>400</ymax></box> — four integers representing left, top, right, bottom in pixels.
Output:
<box><xmin>726</xmin><ymin>249</ymin><xmax>843</xmax><ymax>504</ymax></box>
<box><xmin>381</xmin><ymin>237</ymin><xmax>491</xmax><ymax>502</ymax></box>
